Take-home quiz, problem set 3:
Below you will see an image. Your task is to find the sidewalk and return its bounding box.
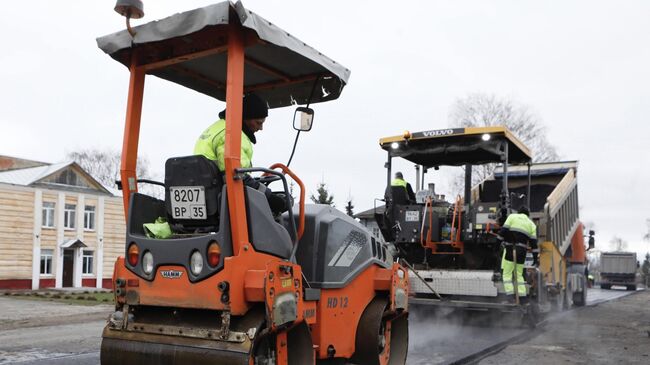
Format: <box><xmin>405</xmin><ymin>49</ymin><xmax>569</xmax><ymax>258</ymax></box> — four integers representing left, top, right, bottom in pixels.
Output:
<box><xmin>480</xmin><ymin>290</ymin><xmax>650</xmax><ymax>364</ymax></box>
<box><xmin>0</xmin><ymin>296</ymin><xmax>111</xmax><ymax>331</ymax></box>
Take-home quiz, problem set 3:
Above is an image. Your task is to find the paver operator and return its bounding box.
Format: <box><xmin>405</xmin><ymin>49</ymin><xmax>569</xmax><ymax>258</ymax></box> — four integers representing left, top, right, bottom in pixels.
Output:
<box><xmin>194</xmin><ymin>93</ymin><xmax>287</xmax><ymax>213</ymax></box>
<box><xmin>499</xmin><ymin>206</ymin><xmax>538</xmax><ymax>302</ymax></box>
<box><xmin>391</xmin><ymin>171</ymin><xmax>416</xmax><ymax>202</ymax></box>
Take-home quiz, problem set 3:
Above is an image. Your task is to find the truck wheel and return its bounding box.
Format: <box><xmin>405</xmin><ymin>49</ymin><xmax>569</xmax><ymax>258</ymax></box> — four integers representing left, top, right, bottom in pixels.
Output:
<box><xmin>551</xmin><ymin>290</ymin><xmax>564</xmax><ymax>312</ymax></box>
<box><xmin>563</xmin><ymin>283</ymin><xmax>573</xmax><ymax>310</ymax></box>
<box><xmin>601</xmin><ymin>284</ymin><xmax>611</xmax><ymax>290</ymax></box>
<box><xmin>572</xmin><ymin>290</ymin><xmax>586</xmax><ymax>306</ymax></box>
<box><xmin>572</xmin><ymin>276</ymin><xmax>586</xmax><ymax>307</ymax></box>
<box><xmin>626</xmin><ymin>285</ymin><xmax>637</xmax><ymax>291</ymax></box>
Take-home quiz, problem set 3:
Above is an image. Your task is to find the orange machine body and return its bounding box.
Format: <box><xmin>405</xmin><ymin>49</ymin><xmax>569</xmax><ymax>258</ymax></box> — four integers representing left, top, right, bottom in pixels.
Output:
<box><xmin>104</xmin><ymin>8</ymin><xmax>408</xmax><ymax>364</ymax></box>
<box><xmin>568</xmin><ymin>223</ymin><xmax>587</xmax><ymax>265</ymax></box>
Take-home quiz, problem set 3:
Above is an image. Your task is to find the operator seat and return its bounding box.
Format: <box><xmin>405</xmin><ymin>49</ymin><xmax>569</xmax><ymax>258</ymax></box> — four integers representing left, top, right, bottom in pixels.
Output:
<box><xmin>480</xmin><ymin>180</ymin><xmax>502</xmax><ymax>203</ymax></box>
<box><xmin>164</xmin><ymin>155</ymin><xmax>223</xmax><ymax>232</ymax></box>
<box><xmin>387</xmin><ymin>185</ymin><xmax>410</xmax><ymax>205</ymax></box>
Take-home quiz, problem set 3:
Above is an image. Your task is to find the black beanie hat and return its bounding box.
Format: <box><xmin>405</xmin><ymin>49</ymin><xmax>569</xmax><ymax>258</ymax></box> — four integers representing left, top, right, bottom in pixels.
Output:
<box><xmin>518</xmin><ymin>206</ymin><xmax>530</xmax><ymax>216</ymax></box>
<box><xmin>218</xmin><ymin>93</ymin><xmax>268</xmax><ymax>120</ymax></box>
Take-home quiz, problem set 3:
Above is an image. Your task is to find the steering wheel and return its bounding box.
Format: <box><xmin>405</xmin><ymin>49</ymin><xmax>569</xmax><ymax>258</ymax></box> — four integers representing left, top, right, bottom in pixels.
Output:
<box><xmin>255</xmin><ymin>174</ymin><xmax>281</xmax><ymax>185</ymax></box>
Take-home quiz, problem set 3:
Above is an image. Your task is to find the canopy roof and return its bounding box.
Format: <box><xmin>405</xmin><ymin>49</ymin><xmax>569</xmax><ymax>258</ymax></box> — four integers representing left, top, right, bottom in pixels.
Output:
<box><xmin>96</xmin><ymin>1</ymin><xmax>350</xmax><ymax>108</ymax></box>
<box><xmin>379</xmin><ymin>126</ymin><xmax>532</xmax><ymax>167</ymax></box>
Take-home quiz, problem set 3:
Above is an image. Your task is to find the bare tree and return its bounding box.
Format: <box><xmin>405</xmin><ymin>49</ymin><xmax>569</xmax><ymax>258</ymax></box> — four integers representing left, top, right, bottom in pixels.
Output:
<box><xmin>644</xmin><ymin>218</ymin><xmax>650</xmax><ymax>242</ymax></box>
<box><xmin>448</xmin><ymin>93</ymin><xmax>560</xmax><ymax>189</ymax></box>
<box><xmin>609</xmin><ymin>236</ymin><xmax>628</xmax><ymax>252</ymax></box>
<box><xmin>66</xmin><ymin>148</ymin><xmax>161</xmax><ymax>197</ymax></box>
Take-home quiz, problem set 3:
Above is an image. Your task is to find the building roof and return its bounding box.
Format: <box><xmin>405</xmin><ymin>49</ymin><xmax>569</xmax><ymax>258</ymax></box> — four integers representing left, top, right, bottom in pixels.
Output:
<box><xmin>354</xmin><ymin>205</ymin><xmax>385</xmax><ymax>220</ymax></box>
<box><xmin>0</xmin><ymin>161</ymin><xmax>112</xmax><ymax>195</ymax></box>
<box><xmin>0</xmin><ymin>162</ymin><xmax>73</xmax><ymax>185</ymax></box>
<box><xmin>0</xmin><ymin>155</ymin><xmax>48</xmax><ymax>171</ymax></box>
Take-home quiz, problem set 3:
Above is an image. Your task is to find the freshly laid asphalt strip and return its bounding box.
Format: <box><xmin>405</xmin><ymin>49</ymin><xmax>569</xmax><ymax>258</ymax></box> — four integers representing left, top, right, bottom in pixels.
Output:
<box><xmin>0</xmin><ymin>288</ymin><xmax>639</xmax><ymax>365</ymax></box>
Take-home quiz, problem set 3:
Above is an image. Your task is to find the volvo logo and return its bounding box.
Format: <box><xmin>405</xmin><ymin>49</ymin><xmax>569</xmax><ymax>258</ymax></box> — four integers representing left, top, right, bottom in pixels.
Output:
<box><xmin>161</xmin><ymin>270</ymin><xmax>183</xmax><ymax>279</ymax></box>
<box><xmin>421</xmin><ymin>129</ymin><xmax>454</xmax><ymax>137</ymax></box>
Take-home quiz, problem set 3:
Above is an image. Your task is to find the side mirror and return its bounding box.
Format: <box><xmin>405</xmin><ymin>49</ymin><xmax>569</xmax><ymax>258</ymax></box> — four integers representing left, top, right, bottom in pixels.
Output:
<box><xmin>293</xmin><ymin>107</ymin><xmax>314</xmax><ymax>131</ymax></box>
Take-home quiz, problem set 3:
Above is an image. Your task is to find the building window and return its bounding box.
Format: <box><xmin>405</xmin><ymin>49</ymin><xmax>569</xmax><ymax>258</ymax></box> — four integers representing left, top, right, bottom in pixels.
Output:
<box><xmin>372</xmin><ymin>227</ymin><xmax>381</xmax><ymax>238</ymax></box>
<box><xmin>82</xmin><ymin>250</ymin><xmax>94</xmax><ymax>274</ymax></box>
<box><xmin>40</xmin><ymin>249</ymin><xmax>53</xmax><ymax>275</ymax></box>
<box><xmin>64</xmin><ymin>204</ymin><xmax>76</xmax><ymax>229</ymax></box>
<box><xmin>84</xmin><ymin>206</ymin><xmax>95</xmax><ymax>230</ymax></box>
<box><xmin>42</xmin><ymin>202</ymin><xmax>55</xmax><ymax>228</ymax></box>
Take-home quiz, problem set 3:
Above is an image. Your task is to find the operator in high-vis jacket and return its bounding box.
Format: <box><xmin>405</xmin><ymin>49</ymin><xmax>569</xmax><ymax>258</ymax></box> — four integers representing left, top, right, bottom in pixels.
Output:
<box><xmin>499</xmin><ymin>206</ymin><xmax>538</xmax><ymax>302</ymax></box>
<box><xmin>194</xmin><ymin>93</ymin><xmax>287</xmax><ymax>214</ymax></box>
<box><xmin>391</xmin><ymin>172</ymin><xmax>416</xmax><ymax>203</ymax></box>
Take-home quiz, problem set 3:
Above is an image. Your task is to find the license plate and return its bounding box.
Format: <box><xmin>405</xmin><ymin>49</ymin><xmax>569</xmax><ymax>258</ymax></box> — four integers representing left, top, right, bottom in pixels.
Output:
<box><xmin>405</xmin><ymin>210</ymin><xmax>420</xmax><ymax>222</ymax></box>
<box><xmin>169</xmin><ymin>186</ymin><xmax>206</xmax><ymax>219</ymax></box>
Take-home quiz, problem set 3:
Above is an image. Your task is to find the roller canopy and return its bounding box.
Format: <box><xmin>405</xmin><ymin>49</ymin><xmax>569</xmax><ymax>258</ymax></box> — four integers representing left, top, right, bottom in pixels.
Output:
<box><xmin>97</xmin><ymin>1</ymin><xmax>350</xmax><ymax>108</ymax></box>
<box><xmin>379</xmin><ymin>126</ymin><xmax>532</xmax><ymax>166</ymax></box>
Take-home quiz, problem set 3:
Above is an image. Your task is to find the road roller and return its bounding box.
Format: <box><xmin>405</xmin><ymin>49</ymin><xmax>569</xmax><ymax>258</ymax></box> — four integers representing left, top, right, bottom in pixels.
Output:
<box><xmin>97</xmin><ymin>1</ymin><xmax>409</xmax><ymax>364</ymax></box>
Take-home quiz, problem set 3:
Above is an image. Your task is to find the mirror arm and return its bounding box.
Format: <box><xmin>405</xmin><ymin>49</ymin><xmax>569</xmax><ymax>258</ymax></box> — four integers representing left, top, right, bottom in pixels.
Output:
<box><xmin>286</xmin><ymin>130</ymin><xmax>301</xmax><ymax>167</ymax></box>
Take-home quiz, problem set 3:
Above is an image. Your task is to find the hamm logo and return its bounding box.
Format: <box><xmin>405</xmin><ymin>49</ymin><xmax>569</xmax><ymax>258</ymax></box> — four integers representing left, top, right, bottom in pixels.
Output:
<box><xmin>160</xmin><ymin>270</ymin><xmax>183</xmax><ymax>279</ymax></box>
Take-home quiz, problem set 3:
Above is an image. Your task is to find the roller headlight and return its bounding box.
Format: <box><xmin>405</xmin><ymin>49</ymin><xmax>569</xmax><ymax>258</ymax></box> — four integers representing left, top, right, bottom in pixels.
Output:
<box><xmin>190</xmin><ymin>251</ymin><xmax>204</xmax><ymax>275</ymax></box>
<box><xmin>142</xmin><ymin>251</ymin><xmax>154</xmax><ymax>275</ymax></box>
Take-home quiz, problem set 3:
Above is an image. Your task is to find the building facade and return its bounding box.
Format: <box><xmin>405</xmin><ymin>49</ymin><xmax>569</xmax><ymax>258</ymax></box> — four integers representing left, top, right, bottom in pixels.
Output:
<box><xmin>0</xmin><ymin>156</ymin><xmax>125</xmax><ymax>289</ymax></box>
<box><xmin>354</xmin><ymin>205</ymin><xmax>386</xmax><ymax>243</ymax></box>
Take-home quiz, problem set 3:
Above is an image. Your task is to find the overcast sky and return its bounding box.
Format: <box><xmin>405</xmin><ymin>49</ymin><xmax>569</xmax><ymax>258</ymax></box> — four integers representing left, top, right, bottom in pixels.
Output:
<box><xmin>1</xmin><ymin>1</ymin><xmax>649</xmax><ymax>257</ymax></box>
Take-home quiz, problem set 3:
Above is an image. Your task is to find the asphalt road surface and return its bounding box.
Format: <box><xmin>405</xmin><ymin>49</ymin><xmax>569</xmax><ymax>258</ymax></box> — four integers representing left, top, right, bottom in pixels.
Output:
<box><xmin>0</xmin><ymin>287</ymin><xmax>639</xmax><ymax>365</ymax></box>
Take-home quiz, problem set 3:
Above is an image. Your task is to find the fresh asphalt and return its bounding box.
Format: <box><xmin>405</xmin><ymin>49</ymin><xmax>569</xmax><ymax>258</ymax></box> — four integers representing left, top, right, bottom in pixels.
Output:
<box><xmin>0</xmin><ymin>287</ymin><xmax>639</xmax><ymax>365</ymax></box>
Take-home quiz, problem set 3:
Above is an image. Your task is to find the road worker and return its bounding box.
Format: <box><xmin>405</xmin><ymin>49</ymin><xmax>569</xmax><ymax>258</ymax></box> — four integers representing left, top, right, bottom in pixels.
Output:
<box><xmin>499</xmin><ymin>206</ymin><xmax>538</xmax><ymax>302</ymax></box>
<box><xmin>391</xmin><ymin>171</ymin><xmax>416</xmax><ymax>203</ymax></box>
<box><xmin>194</xmin><ymin>93</ymin><xmax>287</xmax><ymax>213</ymax></box>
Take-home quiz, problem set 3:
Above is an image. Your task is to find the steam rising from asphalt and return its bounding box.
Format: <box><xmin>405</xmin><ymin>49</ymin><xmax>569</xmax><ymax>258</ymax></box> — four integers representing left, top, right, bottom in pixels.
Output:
<box><xmin>406</xmin><ymin>304</ymin><xmax>527</xmax><ymax>364</ymax></box>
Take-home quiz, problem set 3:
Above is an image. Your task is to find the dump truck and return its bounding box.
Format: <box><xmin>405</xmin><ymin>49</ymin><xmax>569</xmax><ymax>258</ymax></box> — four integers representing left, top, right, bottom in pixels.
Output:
<box><xmin>600</xmin><ymin>252</ymin><xmax>637</xmax><ymax>291</ymax></box>
<box><xmin>97</xmin><ymin>2</ymin><xmax>409</xmax><ymax>364</ymax></box>
<box><xmin>374</xmin><ymin>127</ymin><xmax>594</xmax><ymax>323</ymax></box>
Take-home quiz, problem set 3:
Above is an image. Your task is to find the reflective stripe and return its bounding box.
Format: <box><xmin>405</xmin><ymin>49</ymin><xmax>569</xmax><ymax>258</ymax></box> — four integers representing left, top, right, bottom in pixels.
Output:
<box><xmin>391</xmin><ymin>178</ymin><xmax>407</xmax><ymax>188</ymax></box>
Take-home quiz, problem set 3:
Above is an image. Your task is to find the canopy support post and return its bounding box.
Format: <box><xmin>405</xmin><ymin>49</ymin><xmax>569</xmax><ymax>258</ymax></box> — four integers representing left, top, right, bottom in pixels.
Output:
<box><xmin>224</xmin><ymin>23</ymin><xmax>250</xmax><ymax>255</ymax></box>
<box><xmin>120</xmin><ymin>54</ymin><xmax>145</xmax><ymax>220</ymax></box>
<box><xmin>464</xmin><ymin>164</ymin><xmax>472</xmax><ymax>233</ymax></box>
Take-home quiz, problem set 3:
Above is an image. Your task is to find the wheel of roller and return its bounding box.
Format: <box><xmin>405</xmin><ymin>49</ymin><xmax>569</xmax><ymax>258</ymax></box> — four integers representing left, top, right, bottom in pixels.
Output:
<box><xmin>350</xmin><ymin>297</ymin><xmax>408</xmax><ymax>365</ymax></box>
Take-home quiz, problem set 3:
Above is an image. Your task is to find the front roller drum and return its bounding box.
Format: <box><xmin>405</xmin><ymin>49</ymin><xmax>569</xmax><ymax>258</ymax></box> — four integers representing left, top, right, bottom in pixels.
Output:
<box><xmin>351</xmin><ymin>297</ymin><xmax>409</xmax><ymax>365</ymax></box>
<box><xmin>100</xmin><ymin>328</ymin><xmax>251</xmax><ymax>365</ymax></box>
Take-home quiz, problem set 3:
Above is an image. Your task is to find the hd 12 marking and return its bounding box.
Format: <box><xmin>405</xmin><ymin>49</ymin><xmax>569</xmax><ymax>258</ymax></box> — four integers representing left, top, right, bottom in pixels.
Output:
<box><xmin>326</xmin><ymin>296</ymin><xmax>349</xmax><ymax>308</ymax></box>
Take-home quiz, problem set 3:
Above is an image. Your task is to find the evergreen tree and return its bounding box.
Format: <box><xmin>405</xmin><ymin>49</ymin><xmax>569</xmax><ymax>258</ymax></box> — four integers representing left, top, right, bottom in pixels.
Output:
<box><xmin>310</xmin><ymin>182</ymin><xmax>334</xmax><ymax>206</ymax></box>
<box><xmin>345</xmin><ymin>199</ymin><xmax>355</xmax><ymax>217</ymax></box>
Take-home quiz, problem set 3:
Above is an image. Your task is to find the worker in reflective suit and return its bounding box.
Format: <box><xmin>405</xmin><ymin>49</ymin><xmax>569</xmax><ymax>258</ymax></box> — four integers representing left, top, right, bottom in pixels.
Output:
<box><xmin>499</xmin><ymin>206</ymin><xmax>538</xmax><ymax>302</ymax></box>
